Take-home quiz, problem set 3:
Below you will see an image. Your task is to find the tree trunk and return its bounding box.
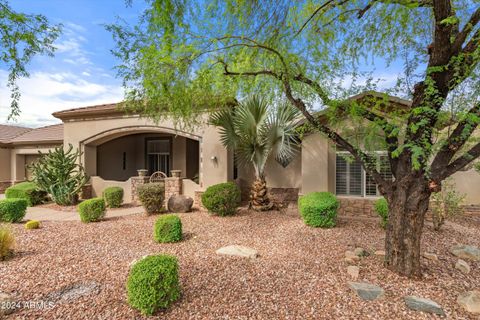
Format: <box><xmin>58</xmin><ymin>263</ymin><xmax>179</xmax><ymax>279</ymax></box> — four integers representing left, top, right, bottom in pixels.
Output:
<box><xmin>250</xmin><ymin>178</ymin><xmax>274</xmax><ymax>211</ymax></box>
<box><xmin>384</xmin><ymin>179</ymin><xmax>431</xmax><ymax>278</ymax></box>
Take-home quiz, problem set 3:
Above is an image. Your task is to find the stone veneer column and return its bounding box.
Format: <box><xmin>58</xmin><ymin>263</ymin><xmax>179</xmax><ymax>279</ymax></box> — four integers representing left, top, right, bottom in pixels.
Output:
<box><xmin>131</xmin><ymin>176</ymin><xmax>149</xmax><ymax>202</ymax></box>
<box><xmin>164</xmin><ymin>170</ymin><xmax>182</xmax><ymax>203</ymax></box>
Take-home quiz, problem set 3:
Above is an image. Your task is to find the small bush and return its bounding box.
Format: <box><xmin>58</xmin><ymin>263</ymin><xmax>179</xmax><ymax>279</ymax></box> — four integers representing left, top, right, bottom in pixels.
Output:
<box><xmin>137</xmin><ymin>183</ymin><xmax>165</xmax><ymax>214</ymax></box>
<box><xmin>154</xmin><ymin>215</ymin><xmax>182</xmax><ymax>243</ymax></box>
<box><xmin>78</xmin><ymin>198</ymin><xmax>106</xmax><ymax>223</ymax></box>
<box><xmin>298</xmin><ymin>192</ymin><xmax>339</xmax><ymax>228</ymax></box>
<box><xmin>374</xmin><ymin>198</ymin><xmax>388</xmax><ymax>228</ymax></box>
<box><xmin>0</xmin><ymin>224</ymin><xmax>14</xmax><ymax>260</ymax></box>
<box><xmin>103</xmin><ymin>186</ymin><xmax>124</xmax><ymax>208</ymax></box>
<box><xmin>127</xmin><ymin>255</ymin><xmax>181</xmax><ymax>315</ymax></box>
<box><xmin>5</xmin><ymin>182</ymin><xmax>47</xmax><ymax>206</ymax></box>
<box><xmin>201</xmin><ymin>182</ymin><xmax>241</xmax><ymax>216</ymax></box>
<box><xmin>0</xmin><ymin>199</ymin><xmax>28</xmax><ymax>223</ymax></box>
<box><xmin>25</xmin><ymin>220</ymin><xmax>40</xmax><ymax>230</ymax></box>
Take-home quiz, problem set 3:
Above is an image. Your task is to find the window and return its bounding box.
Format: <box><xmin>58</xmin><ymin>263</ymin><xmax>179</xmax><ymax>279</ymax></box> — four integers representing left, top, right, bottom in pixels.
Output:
<box><xmin>336</xmin><ymin>152</ymin><xmax>392</xmax><ymax>197</ymax></box>
<box><xmin>146</xmin><ymin>138</ymin><xmax>171</xmax><ymax>175</ymax></box>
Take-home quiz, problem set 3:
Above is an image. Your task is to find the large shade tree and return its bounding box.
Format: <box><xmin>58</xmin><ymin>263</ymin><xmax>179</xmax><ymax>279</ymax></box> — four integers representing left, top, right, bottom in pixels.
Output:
<box><xmin>210</xmin><ymin>95</ymin><xmax>299</xmax><ymax>211</ymax></box>
<box><xmin>0</xmin><ymin>0</ymin><xmax>61</xmax><ymax>119</ymax></box>
<box><xmin>108</xmin><ymin>0</ymin><xmax>480</xmax><ymax>278</ymax></box>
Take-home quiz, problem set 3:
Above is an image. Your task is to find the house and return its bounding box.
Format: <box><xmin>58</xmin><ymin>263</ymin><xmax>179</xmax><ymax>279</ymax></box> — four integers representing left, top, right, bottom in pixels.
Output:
<box><xmin>1</xmin><ymin>92</ymin><xmax>479</xmax><ymax>215</ymax></box>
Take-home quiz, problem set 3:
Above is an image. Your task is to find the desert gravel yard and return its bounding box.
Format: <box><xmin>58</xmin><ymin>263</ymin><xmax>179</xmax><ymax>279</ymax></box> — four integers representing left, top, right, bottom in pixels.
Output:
<box><xmin>1</xmin><ymin>208</ymin><xmax>479</xmax><ymax>319</ymax></box>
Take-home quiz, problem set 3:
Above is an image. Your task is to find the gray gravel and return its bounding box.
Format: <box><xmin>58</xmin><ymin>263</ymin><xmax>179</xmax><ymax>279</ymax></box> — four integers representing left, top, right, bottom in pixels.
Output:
<box><xmin>1</xmin><ymin>207</ymin><xmax>479</xmax><ymax>319</ymax></box>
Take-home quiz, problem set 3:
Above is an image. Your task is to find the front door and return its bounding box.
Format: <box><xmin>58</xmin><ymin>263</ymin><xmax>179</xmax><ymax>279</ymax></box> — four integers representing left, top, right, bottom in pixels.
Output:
<box><xmin>146</xmin><ymin>138</ymin><xmax>171</xmax><ymax>176</ymax></box>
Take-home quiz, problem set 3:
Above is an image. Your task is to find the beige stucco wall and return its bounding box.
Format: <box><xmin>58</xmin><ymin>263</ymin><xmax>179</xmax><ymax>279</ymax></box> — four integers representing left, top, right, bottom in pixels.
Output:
<box><xmin>9</xmin><ymin>145</ymin><xmax>59</xmax><ymax>182</ymax></box>
<box><xmin>62</xmin><ymin>114</ymin><xmax>232</xmax><ymax>192</ymax></box>
<box><xmin>0</xmin><ymin>148</ymin><xmax>11</xmax><ymax>181</ymax></box>
<box><xmin>301</xmin><ymin>133</ymin><xmax>331</xmax><ymax>195</ymax></box>
<box><xmin>450</xmin><ymin>169</ymin><xmax>480</xmax><ymax>205</ymax></box>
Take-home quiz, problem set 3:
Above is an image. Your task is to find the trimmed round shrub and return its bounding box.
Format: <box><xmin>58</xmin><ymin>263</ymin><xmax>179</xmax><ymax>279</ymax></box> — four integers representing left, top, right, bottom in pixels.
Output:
<box><xmin>298</xmin><ymin>192</ymin><xmax>339</xmax><ymax>228</ymax></box>
<box><xmin>103</xmin><ymin>186</ymin><xmax>124</xmax><ymax>208</ymax></box>
<box><xmin>127</xmin><ymin>255</ymin><xmax>181</xmax><ymax>315</ymax></box>
<box><xmin>201</xmin><ymin>182</ymin><xmax>241</xmax><ymax>216</ymax></box>
<box><xmin>78</xmin><ymin>198</ymin><xmax>106</xmax><ymax>223</ymax></box>
<box><xmin>154</xmin><ymin>215</ymin><xmax>182</xmax><ymax>243</ymax></box>
<box><xmin>5</xmin><ymin>182</ymin><xmax>47</xmax><ymax>206</ymax></box>
<box><xmin>0</xmin><ymin>199</ymin><xmax>28</xmax><ymax>223</ymax></box>
<box><xmin>25</xmin><ymin>220</ymin><xmax>40</xmax><ymax>230</ymax></box>
<box><xmin>137</xmin><ymin>183</ymin><xmax>165</xmax><ymax>214</ymax></box>
<box><xmin>0</xmin><ymin>224</ymin><xmax>15</xmax><ymax>260</ymax></box>
<box><xmin>374</xmin><ymin>198</ymin><xmax>388</xmax><ymax>228</ymax></box>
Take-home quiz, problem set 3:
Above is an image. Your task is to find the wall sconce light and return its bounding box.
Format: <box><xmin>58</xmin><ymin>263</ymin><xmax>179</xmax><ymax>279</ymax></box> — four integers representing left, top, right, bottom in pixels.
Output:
<box><xmin>211</xmin><ymin>156</ymin><xmax>217</xmax><ymax>162</ymax></box>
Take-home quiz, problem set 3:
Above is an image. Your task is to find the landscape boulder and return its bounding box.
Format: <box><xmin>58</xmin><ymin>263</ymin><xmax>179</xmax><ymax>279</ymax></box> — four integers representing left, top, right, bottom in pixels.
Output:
<box><xmin>348</xmin><ymin>282</ymin><xmax>384</xmax><ymax>301</ymax></box>
<box><xmin>167</xmin><ymin>195</ymin><xmax>194</xmax><ymax>213</ymax></box>
<box><xmin>450</xmin><ymin>245</ymin><xmax>480</xmax><ymax>261</ymax></box>
<box><xmin>404</xmin><ymin>296</ymin><xmax>445</xmax><ymax>316</ymax></box>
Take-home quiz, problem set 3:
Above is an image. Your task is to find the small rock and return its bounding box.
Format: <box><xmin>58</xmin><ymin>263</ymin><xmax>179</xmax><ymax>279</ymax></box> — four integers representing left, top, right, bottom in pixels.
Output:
<box><xmin>450</xmin><ymin>245</ymin><xmax>480</xmax><ymax>261</ymax></box>
<box><xmin>216</xmin><ymin>245</ymin><xmax>259</xmax><ymax>259</ymax></box>
<box><xmin>457</xmin><ymin>290</ymin><xmax>480</xmax><ymax>314</ymax></box>
<box><xmin>455</xmin><ymin>259</ymin><xmax>471</xmax><ymax>274</ymax></box>
<box><xmin>0</xmin><ymin>292</ymin><xmax>16</xmax><ymax>316</ymax></box>
<box><xmin>167</xmin><ymin>194</ymin><xmax>194</xmax><ymax>213</ymax></box>
<box><xmin>345</xmin><ymin>250</ymin><xmax>360</xmax><ymax>261</ymax></box>
<box><xmin>404</xmin><ymin>296</ymin><xmax>445</xmax><ymax>316</ymax></box>
<box><xmin>348</xmin><ymin>282</ymin><xmax>384</xmax><ymax>301</ymax></box>
<box><xmin>422</xmin><ymin>252</ymin><xmax>439</xmax><ymax>261</ymax></box>
<box><xmin>374</xmin><ymin>250</ymin><xmax>385</xmax><ymax>256</ymax></box>
<box><xmin>347</xmin><ymin>266</ymin><xmax>359</xmax><ymax>280</ymax></box>
<box><xmin>354</xmin><ymin>247</ymin><xmax>368</xmax><ymax>257</ymax></box>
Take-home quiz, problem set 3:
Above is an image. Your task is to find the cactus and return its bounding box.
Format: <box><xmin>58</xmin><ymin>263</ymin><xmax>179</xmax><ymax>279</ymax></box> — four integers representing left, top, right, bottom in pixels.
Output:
<box><xmin>29</xmin><ymin>144</ymin><xmax>88</xmax><ymax>206</ymax></box>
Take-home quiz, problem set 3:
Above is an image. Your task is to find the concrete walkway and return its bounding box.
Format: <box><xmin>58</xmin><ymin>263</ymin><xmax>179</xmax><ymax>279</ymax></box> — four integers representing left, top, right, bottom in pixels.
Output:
<box><xmin>24</xmin><ymin>205</ymin><xmax>144</xmax><ymax>222</ymax></box>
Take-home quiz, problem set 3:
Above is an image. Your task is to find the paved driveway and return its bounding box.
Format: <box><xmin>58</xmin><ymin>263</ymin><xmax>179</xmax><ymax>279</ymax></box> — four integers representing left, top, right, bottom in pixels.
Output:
<box><xmin>25</xmin><ymin>205</ymin><xmax>144</xmax><ymax>221</ymax></box>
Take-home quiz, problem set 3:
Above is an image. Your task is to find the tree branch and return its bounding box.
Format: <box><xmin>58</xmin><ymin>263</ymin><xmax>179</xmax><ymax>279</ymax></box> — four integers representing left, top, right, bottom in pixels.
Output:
<box><xmin>452</xmin><ymin>7</ymin><xmax>480</xmax><ymax>53</ymax></box>
<box><xmin>430</xmin><ymin>102</ymin><xmax>480</xmax><ymax>179</ymax></box>
<box><xmin>439</xmin><ymin>141</ymin><xmax>480</xmax><ymax>179</ymax></box>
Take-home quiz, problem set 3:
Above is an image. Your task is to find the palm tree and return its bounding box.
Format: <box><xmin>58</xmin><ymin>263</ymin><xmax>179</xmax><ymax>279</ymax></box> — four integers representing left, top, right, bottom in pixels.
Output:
<box><xmin>210</xmin><ymin>95</ymin><xmax>300</xmax><ymax>211</ymax></box>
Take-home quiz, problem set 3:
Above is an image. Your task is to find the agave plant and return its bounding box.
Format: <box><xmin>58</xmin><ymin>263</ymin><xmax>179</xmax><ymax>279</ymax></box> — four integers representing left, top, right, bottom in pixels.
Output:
<box><xmin>210</xmin><ymin>95</ymin><xmax>300</xmax><ymax>211</ymax></box>
<box><xmin>30</xmin><ymin>144</ymin><xmax>88</xmax><ymax>206</ymax></box>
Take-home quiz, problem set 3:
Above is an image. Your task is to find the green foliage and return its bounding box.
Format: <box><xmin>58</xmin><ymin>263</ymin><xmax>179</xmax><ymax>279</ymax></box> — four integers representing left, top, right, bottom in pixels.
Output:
<box><xmin>211</xmin><ymin>95</ymin><xmax>299</xmax><ymax>177</ymax></box>
<box><xmin>201</xmin><ymin>182</ymin><xmax>241</xmax><ymax>216</ymax></box>
<box><xmin>5</xmin><ymin>182</ymin><xmax>47</xmax><ymax>206</ymax></box>
<box><xmin>30</xmin><ymin>144</ymin><xmax>88</xmax><ymax>206</ymax></box>
<box><xmin>25</xmin><ymin>220</ymin><xmax>40</xmax><ymax>230</ymax></box>
<box><xmin>374</xmin><ymin>198</ymin><xmax>389</xmax><ymax>228</ymax></box>
<box><xmin>103</xmin><ymin>187</ymin><xmax>124</xmax><ymax>208</ymax></box>
<box><xmin>430</xmin><ymin>179</ymin><xmax>465</xmax><ymax>231</ymax></box>
<box><xmin>298</xmin><ymin>192</ymin><xmax>339</xmax><ymax>228</ymax></box>
<box><xmin>0</xmin><ymin>198</ymin><xmax>28</xmax><ymax>223</ymax></box>
<box><xmin>0</xmin><ymin>0</ymin><xmax>61</xmax><ymax>119</ymax></box>
<box><xmin>78</xmin><ymin>198</ymin><xmax>105</xmax><ymax>223</ymax></box>
<box><xmin>0</xmin><ymin>224</ymin><xmax>14</xmax><ymax>260</ymax></box>
<box><xmin>153</xmin><ymin>214</ymin><xmax>182</xmax><ymax>243</ymax></box>
<box><xmin>137</xmin><ymin>183</ymin><xmax>165</xmax><ymax>214</ymax></box>
<box><xmin>126</xmin><ymin>255</ymin><xmax>181</xmax><ymax>315</ymax></box>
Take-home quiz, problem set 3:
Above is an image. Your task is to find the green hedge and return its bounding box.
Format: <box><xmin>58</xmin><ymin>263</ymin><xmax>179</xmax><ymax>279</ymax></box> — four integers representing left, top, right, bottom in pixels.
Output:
<box><xmin>0</xmin><ymin>199</ymin><xmax>28</xmax><ymax>223</ymax></box>
<box><xmin>127</xmin><ymin>255</ymin><xmax>181</xmax><ymax>315</ymax></box>
<box><xmin>154</xmin><ymin>215</ymin><xmax>182</xmax><ymax>243</ymax></box>
<box><xmin>5</xmin><ymin>182</ymin><xmax>47</xmax><ymax>206</ymax></box>
<box><xmin>78</xmin><ymin>198</ymin><xmax>106</xmax><ymax>223</ymax></box>
<box><xmin>201</xmin><ymin>182</ymin><xmax>241</xmax><ymax>216</ymax></box>
<box><xmin>298</xmin><ymin>192</ymin><xmax>339</xmax><ymax>228</ymax></box>
<box><xmin>103</xmin><ymin>186</ymin><xmax>124</xmax><ymax>208</ymax></box>
<box><xmin>374</xmin><ymin>198</ymin><xmax>388</xmax><ymax>228</ymax></box>
<box><xmin>137</xmin><ymin>183</ymin><xmax>165</xmax><ymax>214</ymax></box>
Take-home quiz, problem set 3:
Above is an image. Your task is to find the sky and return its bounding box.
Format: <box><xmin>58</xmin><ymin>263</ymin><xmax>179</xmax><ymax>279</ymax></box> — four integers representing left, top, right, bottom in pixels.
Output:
<box><xmin>0</xmin><ymin>0</ymin><xmax>147</xmax><ymax>127</ymax></box>
<box><xmin>0</xmin><ymin>0</ymin><xmax>404</xmax><ymax>128</ymax></box>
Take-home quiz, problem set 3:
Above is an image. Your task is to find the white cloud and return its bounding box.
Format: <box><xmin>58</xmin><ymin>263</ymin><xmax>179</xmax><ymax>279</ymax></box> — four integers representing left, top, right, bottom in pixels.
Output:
<box><xmin>54</xmin><ymin>24</ymin><xmax>92</xmax><ymax>65</ymax></box>
<box><xmin>0</xmin><ymin>70</ymin><xmax>123</xmax><ymax>127</ymax></box>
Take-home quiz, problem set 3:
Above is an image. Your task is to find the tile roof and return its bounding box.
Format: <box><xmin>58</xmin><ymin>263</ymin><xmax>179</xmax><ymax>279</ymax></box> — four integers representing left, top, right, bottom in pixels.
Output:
<box><xmin>0</xmin><ymin>124</ymin><xmax>32</xmax><ymax>144</ymax></box>
<box><xmin>9</xmin><ymin>124</ymin><xmax>63</xmax><ymax>144</ymax></box>
<box><xmin>52</xmin><ymin>102</ymin><xmax>124</xmax><ymax>120</ymax></box>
